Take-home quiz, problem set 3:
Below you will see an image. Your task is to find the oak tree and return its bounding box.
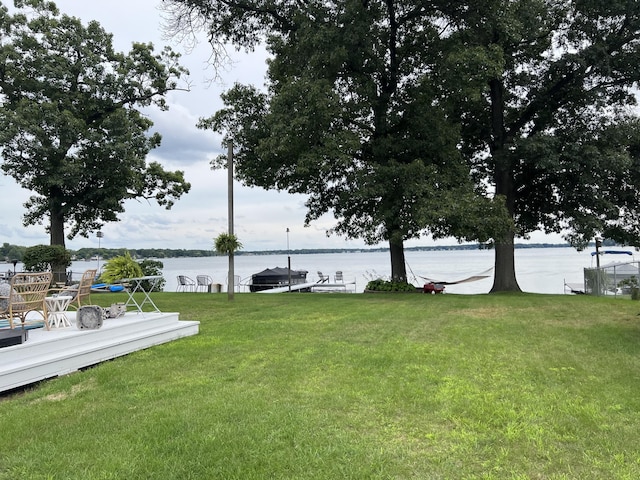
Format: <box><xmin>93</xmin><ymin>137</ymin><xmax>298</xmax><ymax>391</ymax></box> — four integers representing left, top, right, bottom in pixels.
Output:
<box><xmin>438</xmin><ymin>0</ymin><xmax>640</xmax><ymax>291</ymax></box>
<box><xmin>166</xmin><ymin>0</ymin><xmax>508</xmax><ymax>281</ymax></box>
<box><xmin>0</xmin><ymin>0</ymin><xmax>191</xmax><ymax>277</ymax></box>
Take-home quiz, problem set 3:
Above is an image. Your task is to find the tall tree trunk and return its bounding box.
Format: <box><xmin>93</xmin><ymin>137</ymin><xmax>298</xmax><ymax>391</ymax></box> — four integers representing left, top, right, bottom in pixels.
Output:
<box><xmin>49</xmin><ymin>205</ymin><xmax>68</xmax><ymax>284</ymax></box>
<box><xmin>490</xmin><ymin>234</ymin><xmax>520</xmax><ymax>292</ymax></box>
<box><xmin>389</xmin><ymin>234</ymin><xmax>407</xmax><ymax>282</ymax></box>
<box><xmin>491</xmin><ymin>157</ymin><xmax>521</xmax><ymax>292</ymax></box>
<box><xmin>489</xmin><ymin>78</ymin><xmax>521</xmax><ymax>292</ymax></box>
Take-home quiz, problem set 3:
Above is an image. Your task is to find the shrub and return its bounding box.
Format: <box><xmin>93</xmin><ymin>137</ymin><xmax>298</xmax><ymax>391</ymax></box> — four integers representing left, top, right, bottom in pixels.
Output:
<box><xmin>139</xmin><ymin>259</ymin><xmax>165</xmax><ymax>292</ymax></box>
<box><xmin>22</xmin><ymin>245</ymin><xmax>71</xmax><ymax>272</ymax></box>
<box><xmin>365</xmin><ymin>278</ymin><xmax>417</xmax><ymax>292</ymax></box>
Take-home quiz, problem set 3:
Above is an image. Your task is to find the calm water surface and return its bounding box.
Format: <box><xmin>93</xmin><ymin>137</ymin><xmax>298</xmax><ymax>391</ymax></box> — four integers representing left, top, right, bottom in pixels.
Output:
<box><xmin>74</xmin><ymin>246</ymin><xmax>619</xmax><ymax>295</ymax></box>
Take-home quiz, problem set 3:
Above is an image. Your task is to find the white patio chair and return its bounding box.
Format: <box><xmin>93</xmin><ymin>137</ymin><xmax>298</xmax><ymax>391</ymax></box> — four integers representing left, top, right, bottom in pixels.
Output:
<box><xmin>196</xmin><ymin>275</ymin><xmax>213</xmax><ymax>292</ymax></box>
<box><xmin>225</xmin><ymin>274</ymin><xmax>242</xmax><ymax>292</ymax></box>
<box><xmin>317</xmin><ymin>271</ymin><xmax>329</xmax><ymax>283</ymax></box>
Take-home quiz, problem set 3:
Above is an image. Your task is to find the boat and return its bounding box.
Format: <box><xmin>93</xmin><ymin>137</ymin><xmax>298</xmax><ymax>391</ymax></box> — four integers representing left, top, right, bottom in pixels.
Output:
<box><xmin>91</xmin><ymin>283</ymin><xmax>125</xmax><ymax>293</ymax></box>
<box><xmin>565</xmin><ymin>248</ymin><xmax>639</xmax><ymax>296</ymax></box>
<box><xmin>248</xmin><ymin>267</ymin><xmax>309</xmax><ymax>292</ymax></box>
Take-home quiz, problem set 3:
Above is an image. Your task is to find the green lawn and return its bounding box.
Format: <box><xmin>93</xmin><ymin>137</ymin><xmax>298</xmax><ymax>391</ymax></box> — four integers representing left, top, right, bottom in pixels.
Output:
<box><xmin>2</xmin><ymin>292</ymin><xmax>640</xmax><ymax>479</ymax></box>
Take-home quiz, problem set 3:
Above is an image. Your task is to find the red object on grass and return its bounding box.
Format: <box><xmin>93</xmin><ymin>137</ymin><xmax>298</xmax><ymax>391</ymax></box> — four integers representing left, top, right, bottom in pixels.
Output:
<box><xmin>424</xmin><ymin>283</ymin><xmax>445</xmax><ymax>294</ymax></box>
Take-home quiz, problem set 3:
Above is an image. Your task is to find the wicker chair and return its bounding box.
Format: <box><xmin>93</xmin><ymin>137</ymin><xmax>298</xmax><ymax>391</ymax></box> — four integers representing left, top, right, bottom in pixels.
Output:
<box><xmin>49</xmin><ymin>269</ymin><xmax>97</xmax><ymax>311</ymax></box>
<box><xmin>0</xmin><ymin>272</ymin><xmax>53</xmax><ymax>330</ymax></box>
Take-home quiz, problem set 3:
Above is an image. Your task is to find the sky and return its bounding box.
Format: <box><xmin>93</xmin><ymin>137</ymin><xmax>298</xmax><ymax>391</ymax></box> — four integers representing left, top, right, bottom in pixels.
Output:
<box><xmin>0</xmin><ymin>0</ymin><xmax>563</xmax><ymax>253</ymax></box>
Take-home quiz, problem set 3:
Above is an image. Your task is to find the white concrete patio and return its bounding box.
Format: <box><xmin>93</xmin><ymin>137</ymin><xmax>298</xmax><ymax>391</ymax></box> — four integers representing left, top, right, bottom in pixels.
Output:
<box><xmin>0</xmin><ymin>310</ymin><xmax>199</xmax><ymax>394</ymax></box>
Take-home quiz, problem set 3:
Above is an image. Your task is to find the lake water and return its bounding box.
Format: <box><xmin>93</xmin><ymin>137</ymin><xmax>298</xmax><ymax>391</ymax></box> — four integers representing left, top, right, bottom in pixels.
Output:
<box><xmin>73</xmin><ymin>246</ymin><xmax>620</xmax><ymax>294</ymax></box>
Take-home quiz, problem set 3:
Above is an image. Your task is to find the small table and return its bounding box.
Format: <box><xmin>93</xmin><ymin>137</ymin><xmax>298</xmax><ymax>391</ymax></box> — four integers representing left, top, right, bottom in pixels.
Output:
<box><xmin>118</xmin><ymin>276</ymin><xmax>162</xmax><ymax>313</ymax></box>
<box><xmin>45</xmin><ymin>295</ymin><xmax>74</xmax><ymax>328</ymax></box>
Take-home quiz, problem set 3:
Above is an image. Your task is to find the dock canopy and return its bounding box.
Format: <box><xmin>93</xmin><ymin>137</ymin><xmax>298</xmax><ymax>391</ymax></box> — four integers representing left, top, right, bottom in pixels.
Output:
<box><xmin>249</xmin><ymin>267</ymin><xmax>308</xmax><ymax>292</ymax></box>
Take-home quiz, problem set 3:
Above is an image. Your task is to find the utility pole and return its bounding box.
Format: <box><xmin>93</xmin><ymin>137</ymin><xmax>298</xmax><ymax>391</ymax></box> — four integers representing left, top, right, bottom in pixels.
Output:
<box><xmin>287</xmin><ymin>228</ymin><xmax>291</xmax><ymax>292</ymax></box>
<box><xmin>595</xmin><ymin>236</ymin><xmax>602</xmax><ymax>296</ymax></box>
<box><xmin>96</xmin><ymin>231</ymin><xmax>103</xmax><ymax>271</ymax></box>
<box><xmin>227</xmin><ymin>140</ymin><xmax>235</xmax><ymax>301</ymax></box>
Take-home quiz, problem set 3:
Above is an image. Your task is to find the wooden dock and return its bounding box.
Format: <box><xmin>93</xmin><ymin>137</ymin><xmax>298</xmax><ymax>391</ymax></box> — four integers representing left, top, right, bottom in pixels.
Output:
<box><xmin>258</xmin><ymin>281</ymin><xmax>356</xmax><ymax>293</ymax></box>
<box><xmin>0</xmin><ymin>311</ymin><xmax>199</xmax><ymax>394</ymax></box>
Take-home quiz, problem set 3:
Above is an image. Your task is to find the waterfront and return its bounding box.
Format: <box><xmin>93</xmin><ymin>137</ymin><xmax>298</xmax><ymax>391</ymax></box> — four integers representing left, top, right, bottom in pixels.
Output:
<box><xmin>73</xmin><ymin>246</ymin><xmax>628</xmax><ymax>294</ymax></box>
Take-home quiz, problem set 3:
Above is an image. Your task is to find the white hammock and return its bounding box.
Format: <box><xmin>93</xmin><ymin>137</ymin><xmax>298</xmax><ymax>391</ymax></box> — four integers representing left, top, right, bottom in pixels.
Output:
<box><xmin>418</xmin><ymin>267</ymin><xmax>493</xmax><ymax>285</ymax></box>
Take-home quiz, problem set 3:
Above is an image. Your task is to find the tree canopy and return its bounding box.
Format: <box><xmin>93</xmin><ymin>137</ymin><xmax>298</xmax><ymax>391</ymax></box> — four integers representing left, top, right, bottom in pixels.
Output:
<box><xmin>166</xmin><ymin>0</ymin><xmax>640</xmax><ymax>290</ymax></box>
<box><xmin>168</xmin><ymin>0</ymin><xmax>509</xmax><ymax>282</ymax></box>
<box><xmin>437</xmin><ymin>0</ymin><xmax>640</xmax><ymax>291</ymax></box>
<box><xmin>0</xmin><ymin>0</ymin><xmax>192</xmax><ymax>268</ymax></box>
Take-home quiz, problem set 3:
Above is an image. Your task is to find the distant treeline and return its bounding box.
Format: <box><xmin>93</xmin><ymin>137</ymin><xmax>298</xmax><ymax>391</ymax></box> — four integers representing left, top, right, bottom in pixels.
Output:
<box><xmin>0</xmin><ymin>240</ymin><xmax>616</xmax><ymax>263</ymax></box>
<box><xmin>73</xmin><ymin>248</ymin><xmax>216</xmax><ymax>261</ymax></box>
<box><xmin>241</xmin><ymin>242</ymin><xmax>575</xmax><ymax>257</ymax></box>
<box><xmin>0</xmin><ymin>244</ymin><xmax>219</xmax><ymax>262</ymax></box>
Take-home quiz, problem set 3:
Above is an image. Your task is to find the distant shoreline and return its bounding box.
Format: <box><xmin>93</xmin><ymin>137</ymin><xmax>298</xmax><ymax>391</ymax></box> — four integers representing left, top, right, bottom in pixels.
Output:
<box><xmin>61</xmin><ymin>241</ymin><xmax>609</xmax><ymax>262</ymax></box>
<box><xmin>239</xmin><ymin>243</ymin><xmax>574</xmax><ymax>256</ymax></box>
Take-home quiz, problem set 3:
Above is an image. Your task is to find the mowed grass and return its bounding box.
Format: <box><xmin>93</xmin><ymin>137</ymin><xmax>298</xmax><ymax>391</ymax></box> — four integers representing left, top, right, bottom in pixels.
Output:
<box><xmin>2</xmin><ymin>292</ymin><xmax>640</xmax><ymax>479</ymax></box>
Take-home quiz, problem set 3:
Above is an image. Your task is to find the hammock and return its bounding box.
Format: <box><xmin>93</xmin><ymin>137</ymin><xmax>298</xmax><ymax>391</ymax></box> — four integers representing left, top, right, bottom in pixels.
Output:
<box><xmin>418</xmin><ymin>267</ymin><xmax>493</xmax><ymax>285</ymax></box>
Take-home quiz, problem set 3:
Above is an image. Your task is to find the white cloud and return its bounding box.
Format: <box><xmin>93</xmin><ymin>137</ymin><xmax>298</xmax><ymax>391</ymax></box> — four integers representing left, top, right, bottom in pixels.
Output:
<box><xmin>146</xmin><ymin>103</ymin><xmax>221</xmax><ymax>166</ymax></box>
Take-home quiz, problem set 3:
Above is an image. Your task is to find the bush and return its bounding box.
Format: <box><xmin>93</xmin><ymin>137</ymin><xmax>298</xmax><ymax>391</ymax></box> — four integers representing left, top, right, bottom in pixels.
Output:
<box><xmin>22</xmin><ymin>245</ymin><xmax>71</xmax><ymax>272</ymax></box>
<box><xmin>365</xmin><ymin>278</ymin><xmax>417</xmax><ymax>292</ymax></box>
<box><xmin>139</xmin><ymin>259</ymin><xmax>165</xmax><ymax>292</ymax></box>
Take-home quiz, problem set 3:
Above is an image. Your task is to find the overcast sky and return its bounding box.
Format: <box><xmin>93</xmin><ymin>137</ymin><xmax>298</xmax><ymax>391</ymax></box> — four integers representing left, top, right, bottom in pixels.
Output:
<box><xmin>0</xmin><ymin>0</ymin><xmax>561</xmax><ymax>252</ymax></box>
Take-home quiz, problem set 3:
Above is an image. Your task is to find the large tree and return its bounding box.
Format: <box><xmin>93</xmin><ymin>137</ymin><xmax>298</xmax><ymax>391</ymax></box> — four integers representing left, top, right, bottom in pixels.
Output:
<box><xmin>0</xmin><ymin>0</ymin><xmax>191</xmax><ymax>277</ymax></box>
<box><xmin>167</xmin><ymin>0</ymin><xmax>640</xmax><ymax>291</ymax></box>
<box><xmin>166</xmin><ymin>0</ymin><xmax>508</xmax><ymax>282</ymax></box>
<box><xmin>437</xmin><ymin>0</ymin><xmax>640</xmax><ymax>291</ymax></box>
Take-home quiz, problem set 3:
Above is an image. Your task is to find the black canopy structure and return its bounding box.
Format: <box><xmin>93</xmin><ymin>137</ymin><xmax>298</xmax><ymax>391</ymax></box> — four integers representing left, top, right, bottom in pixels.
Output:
<box><xmin>249</xmin><ymin>267</ymin><xmax>309</xmax><ymax>292</ymax></box>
